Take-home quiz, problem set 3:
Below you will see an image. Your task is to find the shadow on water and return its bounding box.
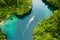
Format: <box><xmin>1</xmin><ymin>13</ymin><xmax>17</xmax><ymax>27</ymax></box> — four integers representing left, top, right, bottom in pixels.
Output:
<box><xmin>7</xmin><ymin>8</ymin><xmax>32</xmax><ymax>20</ymax></box>
<box><xmin>42</xmin><ymin>0</ymin><xmax>58</xmax><ymax>12</ymax></box>
<box><xmin>15</xmin><ymin>8</ymin><xmax>32</xmax><ymax>19</ymax></box>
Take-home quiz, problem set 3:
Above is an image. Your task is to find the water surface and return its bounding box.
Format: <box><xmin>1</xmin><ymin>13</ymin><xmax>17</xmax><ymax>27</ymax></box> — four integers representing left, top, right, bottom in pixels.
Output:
<box><xmin>1</xmin><ymin>0</ymin><xmax>53</xmax><ymax>40</ymax></box>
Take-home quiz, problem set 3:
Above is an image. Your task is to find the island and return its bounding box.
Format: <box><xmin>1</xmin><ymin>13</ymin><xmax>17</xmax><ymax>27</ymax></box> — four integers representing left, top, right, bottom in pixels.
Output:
<box><xmin>33</xmin><ymin>0</ymin><xmax>60</xmax><ymax>40</ymax></box>
<box><xmin>0</xmin><ymin>0</ymin><xmax>32</xmax><ymax>22</ymax></box>
<box><xmin>45</xmin><ymin>0</ymin><xmax>60</xmax><ymax>8</ymax></box>
<box><xmin>0</xmin><ymin>0</ymin><xmax>32</xmax><ymax>39</ymax></box>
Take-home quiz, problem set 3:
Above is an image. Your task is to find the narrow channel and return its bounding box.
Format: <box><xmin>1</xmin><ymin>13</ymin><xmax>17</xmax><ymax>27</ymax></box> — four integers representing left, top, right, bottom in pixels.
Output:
<box><xmin>1</xmin><ymin>0</ymin><xmax>53</xmax><ymax>40</ymax></box>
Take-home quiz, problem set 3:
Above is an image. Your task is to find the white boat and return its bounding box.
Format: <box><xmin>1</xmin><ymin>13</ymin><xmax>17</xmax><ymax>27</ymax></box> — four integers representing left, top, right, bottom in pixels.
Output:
<box><xmin>32</xmin><ymin>16</ymin><xmax>35</xmax><ymax>18</ymax></box>
<box><xmin>29</xmin><ymin>15</ymin><xmax>35</xmax><ymax>23</ymax></box>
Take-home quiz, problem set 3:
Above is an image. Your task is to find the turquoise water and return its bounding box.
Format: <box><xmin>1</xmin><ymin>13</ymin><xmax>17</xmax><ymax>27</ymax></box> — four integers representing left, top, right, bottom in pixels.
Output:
<box><xmin>1</xmin><ymin>0</ymin><xmax>54</xmax><ymax>40</ymax></box>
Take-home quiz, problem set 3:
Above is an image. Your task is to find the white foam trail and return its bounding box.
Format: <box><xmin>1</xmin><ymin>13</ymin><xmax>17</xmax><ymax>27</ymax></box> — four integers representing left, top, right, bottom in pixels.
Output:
<box><xmin>23</xmin><ymin>16</ymin><xmax>35</xmax><ymax>36</ymax></box>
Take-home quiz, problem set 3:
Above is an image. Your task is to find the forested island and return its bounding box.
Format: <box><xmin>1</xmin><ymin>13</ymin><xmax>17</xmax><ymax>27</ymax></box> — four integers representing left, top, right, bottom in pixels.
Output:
<box><xmin>0</xmin><ymin>0</ymin><xmax>32</xmax><ymax>20</ymax></box>
<box><xmin>33</xmin><ymin>0</ymin><xmax>60</xmax><ymax>40</ymax></box>
<box><xmin>46</xmin><ymin>0</ymin><xmax>60</xmax><ymax>8</ymax></box>
<box><xmin>0</xmin><ymin>0</ymin><xmax>32</xmax><ymax>39</ymax></box>
<box><xmin>1</xmin><ymin>0</ymin><xmax>60</xmax><ymax>40</ymax></box>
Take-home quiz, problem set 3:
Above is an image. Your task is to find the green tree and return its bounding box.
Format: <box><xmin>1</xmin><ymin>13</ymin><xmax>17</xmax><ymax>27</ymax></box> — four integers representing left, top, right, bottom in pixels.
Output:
<box><xmin>33</xmin><ymin>10</ymin><xmax>60</xmax><ymax>40</ymax></box>
<box><xmin>46</xmin><ymin>0</ymin><xmax>60</xmax><ymax>8</ymax></box>
<box><xmin>0</xmin><ymin>0</ymin><xmax>32</xmax><ymax>19</ymax></box>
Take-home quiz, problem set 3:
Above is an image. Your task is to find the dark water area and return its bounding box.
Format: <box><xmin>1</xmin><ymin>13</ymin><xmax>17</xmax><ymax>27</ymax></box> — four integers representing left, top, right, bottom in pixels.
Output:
<box><xmin>42</xmin><ymin>0</ymin><xmax>58</xmax><ymax>11</ymax></box>
<box><xmin>15</xmin><ymin>8</ymin><xmax>32</xmax><ymax>19</ymax></box>
<box><xmin>1</xmin><ymin>0</ymin><xmax>55</xmax><ymax>40</ymax></box>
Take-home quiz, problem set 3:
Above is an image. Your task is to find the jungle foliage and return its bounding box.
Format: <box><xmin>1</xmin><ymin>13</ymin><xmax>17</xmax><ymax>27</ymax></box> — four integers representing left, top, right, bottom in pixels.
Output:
<box><xmin>0</xmin><ymin>0</ymin><xmax>32</xmax><ymax>19</ymax></box>
<box><xmin>33</xmin><ymin>0</ymin><xmax>60</xmax><ymax>40</ymax></box>
<box><xmin>33</xmin><ymin>10</ymin><xmax>60</xmax><ymax>40</ymax></box>
<box><xmin>46</xmin><ymin>0</ymin><xmax>60</xmax><ymax>8</ymax></box>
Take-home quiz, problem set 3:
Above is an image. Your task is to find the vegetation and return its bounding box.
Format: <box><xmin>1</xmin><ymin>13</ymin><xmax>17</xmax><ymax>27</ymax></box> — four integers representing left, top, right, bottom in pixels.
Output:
<box><xmin>33</xmin><ymin>10</ymin><xmax>60</xmax><ymax>40</ymax></box>
<box><xmin>0</xmin><ymin>0</ymin><xmax>32</xmax><ymax>39</ymax></box>
<box><xmin>33</xmin><ymin>0</ymin><xmax>60</xmax><ymax>40</ymax></box>
<box><xmin>45</xmin><ymin>0</ymin><xmax>60</xmax><ymax>8</ymax></box>
<box><xmin>0</xmin><ymin>0</ymin><xmax>32</xmax><ymax>19</ymax></box>
<box><xmin>0</xmin><ymin>29</ymin><xmax>7</xmax><ymax>40</ymax></box>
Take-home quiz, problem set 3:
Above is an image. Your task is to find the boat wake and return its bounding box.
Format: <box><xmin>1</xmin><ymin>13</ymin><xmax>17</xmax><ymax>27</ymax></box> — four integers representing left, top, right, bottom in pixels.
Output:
<box><xmin>23</xmin><ymin>16</ymin><xmax>35</xmax><ymax>36</ymax></box>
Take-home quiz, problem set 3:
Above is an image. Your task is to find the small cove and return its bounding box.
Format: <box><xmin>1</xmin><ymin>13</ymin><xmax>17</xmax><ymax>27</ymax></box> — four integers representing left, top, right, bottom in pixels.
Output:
<box><xmin>1</xmin><ymin>0</ymin><xmax>54</xmax><ymax>40</ymax></box>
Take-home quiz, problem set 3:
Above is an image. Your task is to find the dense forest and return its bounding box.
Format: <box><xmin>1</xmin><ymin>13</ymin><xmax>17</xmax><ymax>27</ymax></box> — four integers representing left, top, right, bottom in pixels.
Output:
<box><xmin>0</xmin><ymin>0</ymin><xmax>32</xmax><ymax>19</ymax></box>
<box><xmin>0</xmin><ymin>0</ymin><xmax>32</xmax><ymax>39</ymax></box>
<box><xmin>46</xmin><ymin>0</ymin><xmax>60</xmax><ymax>8</ymax></box>
<box><xmin>33</xmin><ymin>0</ymin><xmax>60</xmax><ymax>40</ymax></box>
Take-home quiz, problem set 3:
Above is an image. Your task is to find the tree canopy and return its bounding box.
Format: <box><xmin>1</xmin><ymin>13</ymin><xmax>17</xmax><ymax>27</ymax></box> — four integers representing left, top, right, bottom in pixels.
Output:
<box><xmin>33</xmin><ymin>10</ymin><xmax>60</xmax><ymax>40</ymax></box>
<box><xmin>46</xmin><ymin>0</ymin><xmax>60</xmax><ymax>8</ymax></box>
<box><xmin>0</xmin><ymin>0</ymin><xmax>32</xmax><ymax>19</ymax></box>
<box><xmin>33</xmin><ymin>0</ymin><xmax>60</xmax><ymax>40</ymax></box>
